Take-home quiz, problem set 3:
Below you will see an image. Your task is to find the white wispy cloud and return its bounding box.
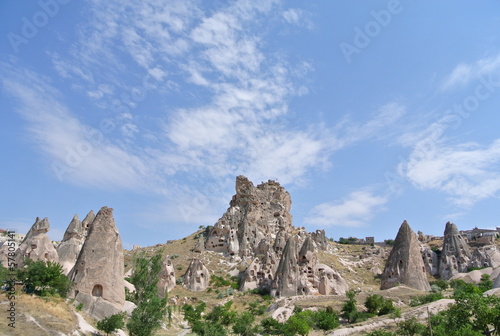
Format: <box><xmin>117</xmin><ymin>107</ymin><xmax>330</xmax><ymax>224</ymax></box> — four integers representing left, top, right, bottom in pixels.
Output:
<box><xmin>306</xmin><ymin>190</ymin><xmax>388</xmax><ymax>227</ymax></box>
<box><xmin>399</xmin><ymin>127</ymin><xmax>500</xmax><ymax>207</ymax></box>
<box><xmin>440</xmin><ymin>53</ymin><xmax>500</xmax><ymax>91</ymax></box>
<box><xmin>1</xmin><ymin>63</ymin><xmax>153</xmax><ymax>191</ymax></box>
<box><xmin>282</xmin><ymin>8</ymin><xmax>313</xmax><ymax>29</ymax></box>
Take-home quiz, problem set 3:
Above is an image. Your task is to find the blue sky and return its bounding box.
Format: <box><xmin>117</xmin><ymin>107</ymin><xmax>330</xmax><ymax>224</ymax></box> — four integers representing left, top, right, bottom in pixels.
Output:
<box><xmin>1</xmin><ymin>0</ymin><xmax>500</xmax><ymax>249</ymax></box>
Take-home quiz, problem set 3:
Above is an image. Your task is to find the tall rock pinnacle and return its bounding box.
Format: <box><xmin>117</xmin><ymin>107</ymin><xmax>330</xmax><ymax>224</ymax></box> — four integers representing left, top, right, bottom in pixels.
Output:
<box><xmin>439</xmin><ymin>222</ymin><xmax>471</xmax><ymax>280</ymax></box>
<box><xmin>68</xmin><ymin>207</ymin><xmax>124</xmax><ymax>319</ymax></box>
<box><xmin>381</xmin><ymin>221</ymin><xmax>431</xmax><ymax>291</ymax></box>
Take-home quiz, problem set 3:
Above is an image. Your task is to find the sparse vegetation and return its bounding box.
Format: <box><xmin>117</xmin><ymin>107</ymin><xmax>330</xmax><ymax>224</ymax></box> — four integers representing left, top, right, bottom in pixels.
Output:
<box><xmin>338</xmin><ymin>237</ymin><xmax>357</xmax><ymax>244</ymax></box>
<box><xmin>96</xmin><ymin>312</ymin><xmax>125</xmax><ymax>336</ymax></box>
<box><xmin>16</xmin><ymin>259</ymin><xmax>71</xmax><ymax>297</ymax></box>
<box><xmin>127</xmin><ymin>254</ymin><xmax>168</xmax><ymax>336</ymax></box>
<box><xmin>384</xmin><ymin>239</ymin><xmax>395</xmax><ymax>246</ymax></box>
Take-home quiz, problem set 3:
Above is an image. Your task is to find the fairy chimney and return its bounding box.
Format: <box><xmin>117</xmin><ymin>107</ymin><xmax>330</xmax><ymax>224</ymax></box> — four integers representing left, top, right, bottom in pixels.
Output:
<box><xmin>381</xmin><ymin>221</ymin><xmax>431</xmax><ymax>291</ymax></box>
<box><xmin>68</xmin><ymin>207</ymin><xmax>125</xmax><ymax>319</ymax></box>
<box><xmin>56</xmin><ymin>214</ymin><xmax>85</xmax><ymax>274</ymax></box>
<box><xmin>439</xmin><ymin>222</ymin><xmax>471</xmax><ymax>280</ymax></box>
<box><xmin>183</xmin><ymin>258</ymin><xmax>210</xmax><ymax>292</ymax></box>
<box><xmin>15</xmin><ymin>217</ymin><xmax>58</xmax><ymax>268</ymax></box>
<box><xmin>157</xmin><ymin>256</ymin><xmax>176</xmax><ymax>297</ymax></box>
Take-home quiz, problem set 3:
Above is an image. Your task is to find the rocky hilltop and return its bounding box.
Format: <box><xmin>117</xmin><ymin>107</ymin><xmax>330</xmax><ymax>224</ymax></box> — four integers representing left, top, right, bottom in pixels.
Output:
<box><xmin>203</xmin><ymin>176</ymin><xmax>348</xmax><ymax>297</ymax></box>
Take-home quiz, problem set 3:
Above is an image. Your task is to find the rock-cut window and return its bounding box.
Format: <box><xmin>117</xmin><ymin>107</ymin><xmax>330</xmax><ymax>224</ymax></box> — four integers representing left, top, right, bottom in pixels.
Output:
<box><xmin>92</xmin><ymin>284</ymin><xmax>103</xmax><ymax>297</ymax></box>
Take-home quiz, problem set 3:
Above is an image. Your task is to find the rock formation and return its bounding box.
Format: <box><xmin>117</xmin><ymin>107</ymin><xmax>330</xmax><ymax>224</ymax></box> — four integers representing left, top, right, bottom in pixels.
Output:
<box><xmin>68</xmin><ymin>207</ymin><xmax>125</xmax><ymax>319</ymax></box>
<box><xmin>381</xmin><ymin>221</ymin><xmax>431</xmax><ymax>291</ymax></box>
<box><xmin>193</xmin><ymin>236</ymin><xmax>205</xmax><ymax>253</ymax></box>
<box><xmin>439</xmin><ymin>222</ymin><xmax>471</xmax><ymax>280</ymax></box>
<box><xmin>81</xmin><ymin>210</ymin><xmax>95</xmax><ymax>234</ymax></box>
<box><xmin>15</xmin><ymin>217</ymin><xmax>58</xmax><ymax>268</ymax></box>
<box><xmin>315</xmin><ymin>264</ymin><xmax>349</xmax><ymax>295</ymax></box>
<box><xmin>469</xmin><ymin>246</ymin><xmax>500</xmax><ymax>270</ymax></box>
<box><xmin>206</xmin><ymin>176</ymin><xmax>347</xmax><ymax>297</ymax></box>
<box><xmin>272</xmin><ymin>237</ymin><xmax>300</xmax><ymax>297</ymax></box>
<box><xmin>56</xmin><ymin>214</ymin><xmax>86</xmax><ymax>274</ymax></box>
<box><xmin>205</xmin><ymin>176</ymin><xmax>294</xmax><ymax>257</ymax></box>
<box><xmin>421</xmin><ymin>245</ymin><xmax>439</xmax><ymax>276</ymax></box>
<box><xmin>157</xmin><ymin>256</ymin><xmax>176</xmax><ymax>297</ymax></box>
<box><xmin>183</xmin><ymin>258</ymin><xmax>210</xmax><ymax>292</ymax></box>
<box><xmin>494</xmin><ymin>273</ymin><xmax>500</xmax><ymax>289</ymax></box>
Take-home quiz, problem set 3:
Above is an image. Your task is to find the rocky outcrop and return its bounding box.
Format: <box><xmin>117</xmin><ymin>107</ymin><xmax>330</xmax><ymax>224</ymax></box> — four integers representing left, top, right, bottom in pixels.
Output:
<box><xmin>272</xmin><ymin>237</ymin><xmax>299</xmax><ymax>297</ymax></box>
<box><xmin>208</xmin><ymin>176</ymin><xmax>346</xmax><ymax>297</ymax></box>
<box><xmin>56</xmin><ymin>214</ymin><xmax>86</xmax><ymax>274</ymax></box>
<box><xmin>381</xmin><ymin>221</ymin><xmax>431</xmax><ymax>291</ymax></box>
<box><xmin>469</xmin><ymin>246</ymin><xmax>500</xmax><ymax>270</ymax></box>
<box><xmin>494</xmin><ymin>273</ymin><xmax>500</xmax><ymax>289</ymax></box>
<box><xmin>15</xmin><ymin>217</ymin><xmax>58</xmax><ymax>267</ymax></box>
<box><xmin>193</xmin><ymin>236</ymin><xmax>205</xmax><ymax>253</ymax></box>
<box><xmin>157</xmin><ymin>256</ymin><xmax>176</xmax><ymax>297</ymax></box>
<box><xmin>421</xmin><ymin>245</ymin><xmax>439</xmax><ymax>276</ymax></box>
<box><xmin>81</xmin><ymin>210</ymin><xmax>95</xmax><ymax>234</ymax></box>
<box><xmin>439</xmin><ymin>222</ymin><xmax>471</xmax><ymax>280</ymax></box>
<box><xmin>183</xmin><ymin>258</ymin><xmax>210</xmax><ymax>292</ymax></box>
<box><xmin>205</xmin><ymin>176</ymin><xmax>293</xmax><ymax>257</ymax></box>
<box><xmin>68</xmin><ymin>207</ymin><xmax>125</xmax><ymax>319</ymax></box>
<box><xmin>315</xmin><ymin>264</ymin><xmax>348</xmax><ymax>295</ymax></box>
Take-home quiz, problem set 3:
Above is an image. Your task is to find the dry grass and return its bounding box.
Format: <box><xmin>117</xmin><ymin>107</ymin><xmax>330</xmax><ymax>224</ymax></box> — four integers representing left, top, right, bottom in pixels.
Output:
<box><xmin>0</xmin><ymin>293</ymin><xmax>79</xmax><ymax>336</ymax></box>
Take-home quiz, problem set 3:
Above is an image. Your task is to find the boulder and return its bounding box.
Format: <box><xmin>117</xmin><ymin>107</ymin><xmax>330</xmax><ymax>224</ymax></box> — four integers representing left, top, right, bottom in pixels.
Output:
<box><xmin>381</xmin><ymin>221</ymin><xmax>431</xmax><ymax>291</ymax></box>
<box><xmin>183</xmin><ymin>258</ymin><xmax>209</xmax><ymax>292</ymax></box>
<box><xmin>68</xmin><ymin>207</ymin><xmax>125</xmax><ymax>320</ymax></box>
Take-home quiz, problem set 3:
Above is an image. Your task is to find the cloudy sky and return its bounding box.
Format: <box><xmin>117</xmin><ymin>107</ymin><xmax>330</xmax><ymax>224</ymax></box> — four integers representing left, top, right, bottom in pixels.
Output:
<box><xmin>1</xmin><ymin>1</ymin><xmax>500</xmax><ymax>249</ymax></box>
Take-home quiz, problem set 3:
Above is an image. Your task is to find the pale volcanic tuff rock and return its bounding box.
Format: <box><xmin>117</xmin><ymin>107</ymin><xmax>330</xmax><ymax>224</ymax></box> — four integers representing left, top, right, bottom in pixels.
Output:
<box><xmin>15</xmin><ymin>217</ymin><xmax>58</xmax><ymax>268</ymax></box>
<box><xmin>469</xmin><ymin>246</ymin><xmax>500</xmax><ymax>270</ymax></box>
<box><xmin>56</xmin><ymin>214</ymin><xmax>86</xmax><ymax>274</ymax></box>
<box><xmin>205</xmin><ymin>176</ymin><xmax>294</xmax><ymax>257</ymax></box>
<box><xmin>272</xmin><ymin>237</ymin><xmax>300</xmax><ymax>297</ymax></box>
<box><xmin>421</xmin><ymin>245</ymin><xmax>439</xmax><ymax>276</ymax></box>
<box><xmin>439</xmin><ymin>222</ymin><xmax>472</xmax><ymax>280</ymax></box>
<box><xmin>381</xmin><ymin>221</ymin><xmax>431</xmax><ymax>291</ymax></box>
<box><xmin>68</xmin><ymin>207</ymin><xmax>125</xmax><ymax>320</ymax></box>
<box><xmin>183</xmin><ymin>258</ymin><xmax>210</xmax><ymax>292</ymax></box>
<box><xmin>157</xmin><ymin>256</ymin><xmax>176</xmax><ymax>297</ymax></box>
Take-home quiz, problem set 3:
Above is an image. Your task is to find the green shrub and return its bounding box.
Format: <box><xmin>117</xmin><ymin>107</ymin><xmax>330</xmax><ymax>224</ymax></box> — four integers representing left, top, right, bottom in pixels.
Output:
<box><xmin>97</xmin><ymin>312</ymin><xmax>125</xmax><ymax>336</ymax></box>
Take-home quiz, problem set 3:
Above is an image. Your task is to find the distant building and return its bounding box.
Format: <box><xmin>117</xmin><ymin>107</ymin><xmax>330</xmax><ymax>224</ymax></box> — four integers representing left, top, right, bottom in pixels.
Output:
<box><xmin>460</xmin><ymin>227</ymin><xmax>499</xmax><ymax>241</ymax></box>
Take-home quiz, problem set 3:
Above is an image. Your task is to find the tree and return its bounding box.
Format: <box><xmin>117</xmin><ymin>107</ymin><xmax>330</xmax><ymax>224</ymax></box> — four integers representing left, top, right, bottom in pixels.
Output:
<box><xmin>341</xmin><ymin>290</ymin><xmax>358</xmax><ymax>323</ymax></box>
<box><xmin>365</xmin><ymin>294</ymin><xmax>384</xmax><ymax>314</ymax></box>
<box><xmin>396</xmin><ymin>316</ymin><xmax>426</xmax><ymax>336</ymax></box>
<box><xmin>478</xmin><ymin>274</ymin><xmax>493</xmax><ymax>293</ymax></box>
<box><xmin>284</xmin><ymin>315</ymin><xmax>311</xmax><ymax>336</ymax></box>
<box><xmin>16</xmin><ymin>259</ymin><xmax>71</xmax><ymax>297</ymax></box>
<box><xmin>126</xmin><ymin>254</ymin><xmax>168</xmax><ymax>336</ymax></box>
<box><xmin>233</xmin><ymin>312</ymin><xmax>255</xmax><ymax>336</ymax></box>
<box><xmin>97</xmin><ymin>312</ymin><xmax>125</xmax><ymax>336</ymax></box>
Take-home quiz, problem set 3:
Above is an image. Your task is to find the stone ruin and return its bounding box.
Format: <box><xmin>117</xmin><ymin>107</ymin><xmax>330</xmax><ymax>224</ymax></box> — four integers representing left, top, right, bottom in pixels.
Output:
<box><xmin>15</xmin><ymin>217</ymin><xmax>58</xmax><ymax>268</ymax></box>
<box><xmin>68</xmin><ymin>207</ymin><xmax>125</xmax><ymax>319</ymax></box>
<box><xmin>203</xmin><ymin>176</ymin><xmax>347</xmax><ymax>297</ymax></box>
<box><xmin>183</xmin><ymin>257</ymin><xmax>210</xmax><ymax>292</ymax></box>
<box><xmin>157</xmin><ymin>255</ymin><xmax>176</xmax><ymax>297</ymax></box>
<box><xmin>438</xmin><ymin>222</ymin><xmax>472</xmax><ymax>280</ymax></box>
<box><xmin>381</xmin><ymin>221</ymin><xmax>431</xmax><ymax>291</ymax></box>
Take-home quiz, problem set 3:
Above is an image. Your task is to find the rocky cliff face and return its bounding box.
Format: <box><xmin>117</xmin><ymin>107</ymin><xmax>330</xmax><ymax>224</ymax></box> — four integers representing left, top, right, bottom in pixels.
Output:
<box><xmin>15</xmin><ymin>217</ymin><xmax>58</xmax><ymax>268</ymax></box>
<box><xmin>68</xmin><ymin>207</ymin><xmax>125</xmax><ymax>319</ymax></box>
<box><xmin>439</xmin><ymin>222</ymin><xmax>471</xmax><ymax>280</ymax></box>
<box><xmin>204</xmin><ymin>176</ymin><xmax>347</xmax><ymax>297</ymax></box>
<box><xmin>205</xmin><ymin>176</ymin><xmax>293</xmax><ymax>257</ymax></box>
<box><xmin>381</xmin><ymin>221</ymin><xmax>431</xmax><ymax>291</ymax></box>
<box><xmin>421</xmin><ymin>245</ymin><xmax>439</xmax><ymax>276</ymax></box>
